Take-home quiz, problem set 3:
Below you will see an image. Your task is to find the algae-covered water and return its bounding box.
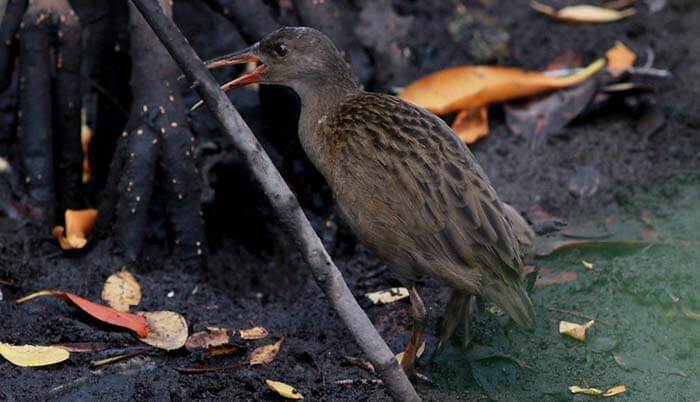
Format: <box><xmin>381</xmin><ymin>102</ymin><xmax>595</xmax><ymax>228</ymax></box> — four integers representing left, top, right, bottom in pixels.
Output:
<box><xmin>423</xmin><ymin>174</ymin><xmax>700</xmax><ymax>402</ymax></box>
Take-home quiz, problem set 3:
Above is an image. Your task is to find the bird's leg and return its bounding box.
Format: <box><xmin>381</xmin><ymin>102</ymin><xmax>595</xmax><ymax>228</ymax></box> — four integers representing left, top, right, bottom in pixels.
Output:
<box><xmin>400</xmin><ymin>285</ymin><xmax>426</xmax><ymax>377</ymax></box>
<box><xmin>461</xmin><ymin>295</ymin><xmax>477</xmax><ymax>349</ymax></box>
<box><xmin>433</xmin><ymin>290</ymin><xmax>468</xmax><ymax>358</ymax></box>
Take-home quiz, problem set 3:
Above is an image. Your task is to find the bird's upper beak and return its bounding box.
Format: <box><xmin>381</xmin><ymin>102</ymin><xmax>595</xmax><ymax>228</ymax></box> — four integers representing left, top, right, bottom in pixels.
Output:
<box><xmin>204</xmin><ymin>44</ymin><xmax>267</xmax><ymax>92</ymax></box>
<box><xmin>191</xmin><ymin>44</ymin><xmax>267</xmax><ymax>111</ymax></box>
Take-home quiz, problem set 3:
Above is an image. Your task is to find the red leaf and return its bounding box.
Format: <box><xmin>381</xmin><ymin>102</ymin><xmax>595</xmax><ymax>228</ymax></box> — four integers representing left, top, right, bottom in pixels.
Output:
<box><xmin>16</xmin><ymin>290</ymin><xmax>148</xmax><ymax>338</ymax></box>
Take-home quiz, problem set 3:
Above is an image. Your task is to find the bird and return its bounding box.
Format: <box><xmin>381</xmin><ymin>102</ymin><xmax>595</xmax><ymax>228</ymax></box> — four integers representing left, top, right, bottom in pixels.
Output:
<box><xmin>203</xmin><ymin>26</ymin><xmax>535</xmax><ymax>376</ymax></box>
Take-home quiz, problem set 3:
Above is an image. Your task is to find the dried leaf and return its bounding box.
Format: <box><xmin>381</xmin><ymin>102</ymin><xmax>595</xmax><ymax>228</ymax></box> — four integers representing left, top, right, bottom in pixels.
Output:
<box><xmin>0</xmin><ymin>342</ymin><xmax>70</xmax><ymax>367</ymax></box>
<box><xmin>395</xmin><ymin>341</ymin><xmax>426</xmax><ymax>363</ymax></box>
<box><xmin>452</xmin><ymin>107</ymin><xmax>489</xmax><ymax>144</ymax></box>
<box><xmin>535</xmin><ymin>269</ymin><xmax>577</xmax><ymax>288</ymax></box>
<box><xmin>81</xmin><ymin>107</ymin><xmax>92</xmax><ymax>184</ymax></box>
<box><xmin>0</xmin><ymin>157</ymin><xmax>8</xmax><ymax>174</ymax></box>
<box><xmin>101</xmin><ymin>269</ymin><xmax>142</xmax><ymax>312</ymax></box>
<box><xmin>606</xmin><ymin>41</ymin><xmax>636</xmax><ymax>76</ymax></box>
<box><xmin>207</xmin><ymin>344</ymin><xmax>244</xmax><ymax>358</ymax></box>
<box><xmin>239</xmin><ymin>326</ymin><xmax>269</xmax><ymax>340</ymax></box>
<box><xmin>138</xmin><ymin>311</ymin><xmax>188</xmax><ymax>350</ymax></box>
<box><xmin>266</xmin><ymin>379</ymin><xmax>304</xmax><ymax>400</ymax></box>
<box><xmin>185</xmin><ymin>327</ymin><xmax>230</xmax><ymax>351</ymax></box>
<box><xmin>559</xmin><ymin>320</ymin><xmax>594</xmax><ymax>341</ymax></box>
<box><xmin>569</xmin><ymin>384</ymin><xmax>626</xmax><ymax>397</ymax></box>
<box><xmin>581</xmin><ymin>259</ymin><xmax>594</xmax><ymax>270</ymax></box>
<box><xmin>250</xmin><ymin>338</ymin><xmax>283</xmax><ymax>366</ymax></box>
<box><xmin>531</xmin><ymin>1</ymin><xmax>636</xmax><ymax>23</ymax></box>
<box><xmin>603</xmin><ymin>385</ymin><xmax>627</xmax><ymax>396</ymax></box>
<box><xmin>569</xmin><ymin>385</ymin><xmax>604</xmax><ymax>395</ymax></box>
<box><xmin>16</xmin><ymin>290</ymin><xmax>148</xmax><ymax>337</ymax></box>
<box><xmin>399</xmin><ymin>59</ymin><xmax>605</xmax><ymax>115</ymax></box>
<box><xmin>365</xmin><ymin>287</ymin><xmax>409</xmax><ymax>305</ymax></box>
<box><xmin>505</xmin><ymin>78</ymin><xmax>597</xmax><ymax>147</ymax></box>
<box><xmin>52</xmin><ymin>209</ymin><xmax>98</xmax><ymax>250</ymax></box>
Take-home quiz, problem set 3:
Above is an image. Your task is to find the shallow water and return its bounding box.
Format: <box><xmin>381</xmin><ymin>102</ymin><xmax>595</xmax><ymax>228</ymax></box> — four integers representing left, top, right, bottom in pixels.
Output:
<box><xmin>425</xmin><ymin>174</ymin><xmax>700</xmax><ymax>401</ymax></box>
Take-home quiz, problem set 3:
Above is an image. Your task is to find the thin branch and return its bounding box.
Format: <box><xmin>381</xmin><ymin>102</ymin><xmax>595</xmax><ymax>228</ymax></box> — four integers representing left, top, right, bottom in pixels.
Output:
<box><xmin>128</xmin><ymin>1</ymin><xmax>419</xmax><ymax>400</ymax></box>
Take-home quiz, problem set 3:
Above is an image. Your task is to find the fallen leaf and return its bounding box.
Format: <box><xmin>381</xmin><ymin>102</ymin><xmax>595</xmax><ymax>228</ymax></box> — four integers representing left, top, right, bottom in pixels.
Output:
<box><xmin>138</xmin><ymin>311</ymin><xmax>188</xmax><ymax>350</ymax></box>
<box><xmin>531</xmin><ymin>1</ymin><xmax>636</xmax><ymax>23</ymax></box>
<box><xmin>560</xmin><ymin>320</ymin><xmax>594</xmax><ymax>341</ymax></box>
<box><xmin>505</xmin><ymin>75</ymin><xmax>597</xmax><ymax>148</ymax></box>
<box><xmin>536</xmin><ymin>269</ymin><xmax>577</xmax><ymax>288</ymax></box>
<box><xmin>239</xmin><ymin>326</ymin><xmax>269</xmax><ymax>340</ymax></box>
<box><xmin>185</xmin><ymin>327</ymin><xmax>230</xmax><ymax>351</ymax></box>
<box><xmin>569</xmin><ymin>385</ymin><xmax>604</xmax><ymax>396</ymax></box>
<box><xmin>207</xmin><ymin>344</ymin><xmax>245</xmax><ymax>358</ymax></box>
<box><xmin>395</xmin><ymin>341</ymin><xmax>425</xmax><ymax>363</ymax></box>
<box><xmin>0</xmin><ymin>157</ymin><xmax>8</xmax><ymax>174</ymax></box>
<box><xmin>343</xmin><ymin>355</ymin><xmax>375</xmax><ymax>374</ymax></box>
<box><xmin>250</xmin><ymin>338</ymin><xmax>283</xmax><ymax>366</ymax></box>
<box><xmin>569</xmin><ymin>384</ymin><xmax>626</xmax><ymax>397</ymax></box>
<box><xmin>452</xmin><ymin>107</ymin><xmax>489</xmax><ymax>144</ymax></box>
<box><xmin>365</xmin><ymin>287</ymin><xmax>409</xmax><ymax>305</ymax></box>
<box><xmin>52</xmin><ymin>209</ymin><xmax>98</xmax><ymax>250</ymax></box>
<box><xmin>582</xmin><ymin>259</ymin><xmax>594</xmax><ymax>270</ymax></box>
<box><xmin>0</xmin><ymin>342</ymin><xmax>70</xmax><ymax>367</ymax></box>
<box><xmin>606</xmin><ymin>41</ymin><xmax>636</xmax><ymax>76</ymax></box>
<box><xmin>101</xmin><ymin>269</ymin><xmax>142</xmax><ymax>312</ymax></box>
<box><xmin>16</xmin><ymin>290</ymin><xmax>148</xmax><ymax>337</ymax></box>
<box><xmin>266</xmin><ymin>379</ymin><xmax>304</xmax><ymax>400</ymax></box>
<box><xmin>399</xmin><ymin>59</ymin><xmax>605</xmax><ymax>115</ymax></box>
<box><xmin>81</xmin><ymin>107</ymin><xmax>92</xmax><ymax>184</ymax></box>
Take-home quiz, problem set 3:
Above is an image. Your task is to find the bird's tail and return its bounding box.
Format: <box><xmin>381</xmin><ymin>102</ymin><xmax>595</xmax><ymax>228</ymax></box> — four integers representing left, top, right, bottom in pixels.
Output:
<box><xmin>481</xmin><ymin>279</ymin><xmax>535</xmax><ymax>330</ymax></box>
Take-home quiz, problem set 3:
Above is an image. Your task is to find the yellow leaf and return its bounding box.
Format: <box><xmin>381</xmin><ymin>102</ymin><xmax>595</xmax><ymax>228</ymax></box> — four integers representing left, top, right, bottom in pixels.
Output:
<box><xmin>365</xmin><ymin>287</ymin><xmax>409</xmax><ymax>305</ymax></box>
<box><xmin>531</xmin><ymin>1</ymin><xmax>635</xmax><ymax>23</ymax></box>
<box><xmin>569</xmin><ymin>385</ymin><xmax>604</xmax><ymax>395</ymax></box>
<box><xmin>239</xmin><ymin>326</ymin><xmax>269</xmax><ymax>340</ymax></box>
<box><xmin>52</xmin><ymin>209</ymin><xmax>98</xmax><ymax>250</ymax></box>
<box><xmin>266</xmin><ymin>379</ymin><xmax>304</xmax><ymax>400</ymax></box>
<box><xmin>559</xmin><ymin>320</ymin><xmax>594</xmax><ymax>341</ymax></box>
<box><xmin>250</xmin><ymin>338</ymin><xmax>283</xmax><ymax>365</ymax></box>
<box><xmin>581</xmin><ymin>259</ymin><xmax>594</xmax><ymax>270</ymax></box>
<box><xmin>400</xmin><ymin>59</ymin><xmax>605</xmax><ymax>115</ymax></box>
<box><xmin>0</xmin><ymin>342</ymin><xmax>70</xmax><ymax>367</ymax></box>
<box><xmin>137</xmin><ymin>311</ymin><xmax>188</xmax><ymax>350</ymax></box>
<box><xmin>452</xmin><ymin>107</ymin><xmax>489</xmax><ymax>144</ymax></box>
<box><xmin>101</xmin><ymin>269</ymin><xmax>142</xmax><ymax>312</ymax></box>
<box><xmin>606</xmin><ymin>41</ymin><xmax>636</xmax><ymax>76</ymax></box>
<box><xmin>603</xmin><ymin>385</ymin><xmax>626</xmax><ymax>397</ymax></box>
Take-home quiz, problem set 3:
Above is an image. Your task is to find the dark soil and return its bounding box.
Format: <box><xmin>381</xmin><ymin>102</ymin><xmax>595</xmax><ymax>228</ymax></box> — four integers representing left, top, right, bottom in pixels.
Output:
<box><xmin>1</xmin><ymin>1</ymin><xmax>699</xmax><ymax>401</ymax></box>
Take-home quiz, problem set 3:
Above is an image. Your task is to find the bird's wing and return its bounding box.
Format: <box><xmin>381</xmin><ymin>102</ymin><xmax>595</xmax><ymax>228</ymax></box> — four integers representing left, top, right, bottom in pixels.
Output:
<box><xmin>326</xmin><ymin>93</ymin><xmax>523</xmax><ymax>287</ymax></box>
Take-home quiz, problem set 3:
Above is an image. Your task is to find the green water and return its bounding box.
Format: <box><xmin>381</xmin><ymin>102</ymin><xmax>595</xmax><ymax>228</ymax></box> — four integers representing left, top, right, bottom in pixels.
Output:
<box><xmin>425</xmin><ymin>174</ymin><xmax>700</xmax><ymax>401</ymax></box>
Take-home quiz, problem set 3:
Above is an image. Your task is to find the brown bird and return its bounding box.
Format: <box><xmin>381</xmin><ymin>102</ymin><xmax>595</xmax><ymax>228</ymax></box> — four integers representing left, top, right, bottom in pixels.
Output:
<box><xmin>204</xmin><ymin>27</ymin><xmax>535</xmax><ymax>375</ymax></box>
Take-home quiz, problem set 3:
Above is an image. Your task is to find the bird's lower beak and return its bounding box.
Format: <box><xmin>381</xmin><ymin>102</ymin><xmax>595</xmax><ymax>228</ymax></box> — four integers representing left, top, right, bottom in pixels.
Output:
<box><xmin>192</xmin><ymin>45</ymin><xmax>267</xmax><ymax>111</ymax></box>
<box><xmin>204</xmin><ymin>45</ymin><xmax>267</xmax><ymax>92</ymax></box>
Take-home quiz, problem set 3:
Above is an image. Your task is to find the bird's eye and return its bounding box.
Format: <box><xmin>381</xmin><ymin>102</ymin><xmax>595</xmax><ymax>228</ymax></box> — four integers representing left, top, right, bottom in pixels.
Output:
<box><xmin>273</xmin><ymin>43</ymin><xmax>288</xmax><ymax>57</ymax></box>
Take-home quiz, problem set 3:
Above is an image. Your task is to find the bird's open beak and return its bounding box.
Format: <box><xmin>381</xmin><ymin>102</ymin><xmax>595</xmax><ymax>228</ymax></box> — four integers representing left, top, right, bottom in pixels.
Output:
<box><xmin>191</xmin><ymin>45</ymin><xmax>267</xmax><ymax>111</ymax></box>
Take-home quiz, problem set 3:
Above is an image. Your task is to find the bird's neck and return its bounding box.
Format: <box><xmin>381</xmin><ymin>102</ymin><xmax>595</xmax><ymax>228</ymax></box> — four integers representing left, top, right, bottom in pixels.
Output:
<box><xmin>295</xmin><ymin>77</ymin><xmax>359</xmax><ymax>169</ymax></box>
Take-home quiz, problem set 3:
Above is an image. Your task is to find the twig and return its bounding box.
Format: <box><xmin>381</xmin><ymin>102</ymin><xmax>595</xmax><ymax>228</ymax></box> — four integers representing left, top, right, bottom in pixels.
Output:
<box><xmin>127</xmin><ymin>1</ymin><xmax>420</xmax><ymax>401</ymax></box>
<box><xmin>545</xmin><ymin>306</ymin><xmax>601</xmax><ymax>323</ymax></box>
<box><xmin>175</xmin><ymin>363</ymin><xmax>241</xmax><ymax>374</ymax></box>
<box><xmin>544</xmin><ymin>66</ymin><xmax>671</xmax><ymax>78</ymax></box>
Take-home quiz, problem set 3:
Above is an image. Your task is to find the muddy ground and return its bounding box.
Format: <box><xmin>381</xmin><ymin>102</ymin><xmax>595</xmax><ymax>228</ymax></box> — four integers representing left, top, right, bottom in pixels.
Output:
<box><xmin>1</xmin><ymin>0</ymin><xmax>699</xmax><ymax>401</ymax></box>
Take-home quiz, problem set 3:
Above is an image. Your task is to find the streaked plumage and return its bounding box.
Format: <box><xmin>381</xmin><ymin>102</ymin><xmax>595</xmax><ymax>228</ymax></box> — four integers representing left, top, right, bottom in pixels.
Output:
<box><xmin>205</xmin><ymin>26</ymin><xmax>535</xmax><ymax>376</ymax></box>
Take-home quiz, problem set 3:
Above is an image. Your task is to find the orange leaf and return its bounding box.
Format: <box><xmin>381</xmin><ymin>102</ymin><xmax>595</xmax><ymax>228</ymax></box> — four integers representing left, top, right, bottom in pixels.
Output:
<box><xmin>399</xmin><ymin>59</ymin><xmax>605</xmax><ymax>115</ymax></box>
<box><xmin>16</xmin><ymin>290</ymin><xmax>148</xmax><ymax>337</ymax></box>
<box><xmin>452</xmin><ymin>107</ymin><xmax>489</xmax><ymax>144</ymax></box>
<box><xmin>605</xmin><ymin>41</ymin><xmax>636</xmax><ymax>76</ymax></box>
<box><xmin>52</xmin><ymin>209</ymin><xmax>98</xmax><ymax>250</ymax></box>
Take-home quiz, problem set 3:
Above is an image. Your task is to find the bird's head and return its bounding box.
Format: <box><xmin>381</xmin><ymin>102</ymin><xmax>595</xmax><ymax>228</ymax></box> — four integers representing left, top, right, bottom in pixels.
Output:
<box><xmin>204</xmin><ymin>26</ymin><xmax>355</xmax><ymax>95</ymax></box>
